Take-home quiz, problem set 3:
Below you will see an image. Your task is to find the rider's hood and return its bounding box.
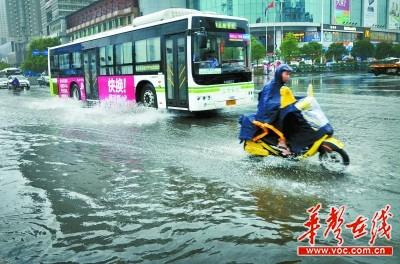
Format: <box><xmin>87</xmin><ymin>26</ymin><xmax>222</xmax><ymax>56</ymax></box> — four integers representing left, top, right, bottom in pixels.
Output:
<box><xmin>274</xmin><ymin>64</ymin><xmax>293</xmax><ymax>85</ymax></box>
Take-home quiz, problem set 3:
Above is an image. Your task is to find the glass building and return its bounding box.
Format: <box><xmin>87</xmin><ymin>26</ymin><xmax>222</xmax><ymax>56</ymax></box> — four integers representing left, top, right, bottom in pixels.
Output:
<box><xmin>88</xmin><ymin>0</ymin><xmax>400</xmax><ymax>52</ymax></box>
<box><xmin>184</xmin><ymin>0</ymin><xmax>400</xmax><ymax>52</ymax></box>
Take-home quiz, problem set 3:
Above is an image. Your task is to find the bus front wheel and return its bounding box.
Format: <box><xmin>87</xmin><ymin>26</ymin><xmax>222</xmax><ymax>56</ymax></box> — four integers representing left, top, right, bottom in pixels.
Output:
<box><xmin>140</xmin><ymin>84</ymin><xmax>157</xmax><ymax>108</ymax></box>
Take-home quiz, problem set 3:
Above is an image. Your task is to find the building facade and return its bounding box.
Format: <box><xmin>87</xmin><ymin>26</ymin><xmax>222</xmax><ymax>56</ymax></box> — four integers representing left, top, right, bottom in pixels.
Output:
<box><xmin>0</xmin><ymin>0</ymin><xmax>8</xmax><ymax>45</ymax></box>
<box><xmin>40</xmin><ymin>0</ymin><xmax>98</xmax><ymax>41</ymax></box>
<box><xmin>65</xmin><ymin>0</ymin><xmax>400</xmax><ymax>50</ymax></box>
<box><xmin>4</xmin><ymin>0</ymin><xmax>42</xmax><ymax>64</ymax></box>
<box><xmin>194</xmin><ymin>0</ymin><xmax>400</xmax><ymax>52</ymax></box>
<box><xmin>66</xmin><ymin>0</ymin><xmax>139</xmax><ymax>42</ymax></box>
<box><xmin>138</xmin><ymin>0</ymin><xmax>192</xmax><ymax>15</ymax></box>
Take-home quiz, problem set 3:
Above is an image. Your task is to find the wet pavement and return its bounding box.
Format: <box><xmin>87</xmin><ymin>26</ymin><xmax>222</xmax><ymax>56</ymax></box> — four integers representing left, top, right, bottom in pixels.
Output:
<box><xmin>0</xmin><ymin>73</ymin><xmax>399</xmax><ymax>263</ymax></box>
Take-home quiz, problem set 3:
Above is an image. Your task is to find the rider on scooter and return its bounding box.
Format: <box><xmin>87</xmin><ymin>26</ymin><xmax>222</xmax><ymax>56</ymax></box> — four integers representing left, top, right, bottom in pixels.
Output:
<box><xmin>243</xmin><ymin>64</ymin><xmax>334</xmax><ymax>156</ymax></box>
<box><xmin>255</xmin><ymin>64</ymin><xmax>293</xmax><ymax>155</ymax></box>
<box><xmin>11</xmin><ymin>76</ymin><xmax>20</xmax><ymax>90</ymax></box>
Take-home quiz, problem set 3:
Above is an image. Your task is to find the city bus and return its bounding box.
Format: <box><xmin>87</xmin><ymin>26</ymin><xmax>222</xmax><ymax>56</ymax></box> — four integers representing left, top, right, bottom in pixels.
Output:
<box><xmin>48</xmin><ymin>8</ymin><xmax>254</xmax><ymax>111</ymax></box>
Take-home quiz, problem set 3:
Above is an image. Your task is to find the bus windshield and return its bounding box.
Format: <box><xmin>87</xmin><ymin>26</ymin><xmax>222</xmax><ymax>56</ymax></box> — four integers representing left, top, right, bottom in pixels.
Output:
<box><xmin>192</xmin><ymin>31</ymin><xmax>250</xmax><ymax>76</ymax></box>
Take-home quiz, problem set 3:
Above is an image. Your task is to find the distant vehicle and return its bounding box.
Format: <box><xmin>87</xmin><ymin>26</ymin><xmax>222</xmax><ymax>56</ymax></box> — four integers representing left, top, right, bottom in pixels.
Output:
<box><xmin>0</xmin><ymin>75</ymin><xmax>8</xmax><ymax>89</ymax></box>
<box><xmin>48</xmin><ymin>8</ymin><xmax>254</xmax><ymax>111</ymax></box>
<box><xmin>0</xmin><ymin>67</ymin><xmax>22</xmax><ymax>77</ymax></box>
<box><xmin>37</xmin><ymin>74</ymin><xmax>50</xmax><ymax>86</ymax></box>
<box><xmin>369</xmin><ymin>57</ymin><xmax>400</xmax><ymax>76</ymax></box>
<box><xmin>342</xmin><ymin>55</ymin><xmax>354</xmax><ymax>61</ymax></box>
<box><xmin>7</xmin><ymin>75</ymin><xmax>30</xmax><ymax>90</ymax></box>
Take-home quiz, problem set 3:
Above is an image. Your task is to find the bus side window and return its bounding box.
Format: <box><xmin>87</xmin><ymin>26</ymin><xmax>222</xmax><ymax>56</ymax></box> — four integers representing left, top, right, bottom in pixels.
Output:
<box><xmin>100</xmin><ymin>45</ymin><xmax>114</xmax><ymax>75</ymax></box>
<box><xmin>50</xmin><ymin>55</ymin><xmax>60</xmax><ymax>77</ymax></box>
<box><xmin>59</xmin><ymin>53</ymin><xmax>71</xmax><ymax>76</ymax></box>
<box><xmin>115</xmin><ymin>42</ymin><xmax>133</xmax><ymax>75</ymax></box>
<box><xmin>72</xmin><ymin>52</ymin><xmax>82</xmax><ymax>76</ymax></box>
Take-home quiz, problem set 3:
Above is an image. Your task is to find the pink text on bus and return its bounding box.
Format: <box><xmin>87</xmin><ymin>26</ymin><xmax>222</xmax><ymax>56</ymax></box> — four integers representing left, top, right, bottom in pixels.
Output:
<box><xmin>98</xmin><ymin>75</ymin><xmax>135</xmax><ymax>101</ymax></box>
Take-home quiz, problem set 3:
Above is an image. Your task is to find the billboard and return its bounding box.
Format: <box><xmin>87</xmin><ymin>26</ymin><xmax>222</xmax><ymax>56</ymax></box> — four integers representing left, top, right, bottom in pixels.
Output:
<box><xmin>334</xmin><ymin>0</ymin><xmax>351</xmax><ymax>25</ymax></box>
<box><xmin>364</xmin><ymin>0</ymin><xmax>377</xmax><ymax>27</ymax></box>
<box><xmin>388</xmin><ymin>0</ymin><xmax>400</xmax><ymax>29</ymax></box>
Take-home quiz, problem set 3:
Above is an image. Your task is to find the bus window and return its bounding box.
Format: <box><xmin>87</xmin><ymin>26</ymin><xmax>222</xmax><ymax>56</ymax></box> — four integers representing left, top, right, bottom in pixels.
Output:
<box><xmin>100</xmin><ymin>45</ymin><xmax>114</xmax><ymax>75</ymax></box>
<box><xmin>147</xmin><ymin>37</ymin><xmax>160</xmax><ymax>62</ymax></box>
<box><xmin>59</xmin><ymin>53</ymin><xmax>71</xmax><ymax>76</ymax></box>
<box><xmin>135</xmin><ymin>40</ymin><xmax>147</xmax><ymax>63</ymax></box>
<box><xmin>72</xmin><ymin>52</ymin><xmax>82</xmax><ymax>75</ymax></box>
<box><xmin>115</xmin><ymin>42</ymin><xmax>133</xmax><ymax>74</ymax></box>
<box><xmin>50</xmin><ymin>55</ymin><xmax>59</xmax><ymax>77</ymax></box>
<box><xmin>135</xmin><ymin>37</ymin><xmax>161</xmax><ymax>63</ymax></box>
<box><xmin>59</xmin><ymin>54</ymin><xmax>70</xmax><ymax>70</ymax></box>
<box><xmin>193</xmin><ymin>32</ymin><xmax>249</xmax><ymax>76</ymax></box>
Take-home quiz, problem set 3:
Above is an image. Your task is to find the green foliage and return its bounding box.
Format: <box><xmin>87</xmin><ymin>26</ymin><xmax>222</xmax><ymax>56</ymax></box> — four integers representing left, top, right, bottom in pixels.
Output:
<box><xmin>351</xmin><ymin>39</ymin><xmax>375</xmax><ymax>60</ymax></box>
<box><xmin>22</xmin><ymin>37</ymin><xmax>60</xmax><ymax>72</ymax></box>
<box><xmin>0</xmin><ymin>61</ymin><xmax>10</xmax><ymax>70</ymax></box>
<box><xmin>280</xmin><ymin>33</ymin><xmax>299</xmax><ymax>63</ymax></box>
<box><xmin>251</xmin><ymin>36</ymin><xmax>266</xmax><ymax>64</ymax></box>
<box><xmin>375</xmin><ymin>42</ymin><xmax>393</xmax><ymax>59</ymax></box>
<box><xmin>326</xmin><ymin>43</ymin><xmax>347</xmax><ymax>61</ymax></box>
<box><xmin>392</xmin><ymin>44</ymin><xmax>400</xmax><ymax>58</ymax></box>
<box><xmin>300</xmin><ymin>41</ymin><xmax>323</xmax><ymax>64</ymax></box>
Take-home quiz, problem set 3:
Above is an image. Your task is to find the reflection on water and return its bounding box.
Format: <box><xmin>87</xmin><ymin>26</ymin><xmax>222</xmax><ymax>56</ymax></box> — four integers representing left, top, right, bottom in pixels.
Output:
<box><xmin>0</xmin><ymin>74</ymin><xmax>399</xmax><ymax>263</ymax></box>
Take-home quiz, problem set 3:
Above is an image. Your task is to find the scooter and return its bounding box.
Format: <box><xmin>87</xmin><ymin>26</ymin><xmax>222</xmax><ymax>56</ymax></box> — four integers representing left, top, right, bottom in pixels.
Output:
<box><xmin>241</xmin><ymin>85</ymin><xmax>350</xmax><ymax>172</ymax></box>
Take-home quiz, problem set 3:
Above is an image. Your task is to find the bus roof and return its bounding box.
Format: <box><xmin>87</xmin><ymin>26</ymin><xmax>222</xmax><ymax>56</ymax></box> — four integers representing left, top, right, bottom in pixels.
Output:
<box><xmin>49</xmin><ymin>8</ymin><xmax>248</xmax><ymax>51</ymax></box>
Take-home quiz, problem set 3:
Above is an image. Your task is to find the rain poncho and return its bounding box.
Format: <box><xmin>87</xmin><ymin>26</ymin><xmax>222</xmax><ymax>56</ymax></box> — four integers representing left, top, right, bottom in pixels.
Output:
<box><xmin>239</xmin><ymin>65</ymin><xmax>291</xmax><ymax>142</ymax></box>
<box><xmin>255</xmin><ymin>64</ymin><xmax>290</xmax><ymax>123</ymax></box>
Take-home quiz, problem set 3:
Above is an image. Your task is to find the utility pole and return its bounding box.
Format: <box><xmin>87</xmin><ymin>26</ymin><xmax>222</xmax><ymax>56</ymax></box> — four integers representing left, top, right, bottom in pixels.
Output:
<box><xmin>320</xmin><ymin>0</ymin><xmax>324</xmax><ymax>64</ymax></box>
<box><xmin>265</xmin><ymin>4</ymin><xmax>268</xmax><ymax>60</ymax></box>
<box><xmin>273</xmin><ymin>0</ymin><xmax>276</xmax><ymax>59</ymax></box>
<box><xmin>280</xmin><ymin>0</ymin><xmax>284</xmax><ymax>52</ymax></box>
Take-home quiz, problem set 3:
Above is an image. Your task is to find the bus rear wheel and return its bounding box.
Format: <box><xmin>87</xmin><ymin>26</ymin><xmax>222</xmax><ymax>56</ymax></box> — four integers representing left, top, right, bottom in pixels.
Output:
<box><xmin>140</xmin><ymin>84</ymin><xmax>157</xmax><ymax>108</ymax></box>
<box><xmin>71</xmin><ymin>84</ymin><xmax>81</xmax><ymax>100</ymax></box>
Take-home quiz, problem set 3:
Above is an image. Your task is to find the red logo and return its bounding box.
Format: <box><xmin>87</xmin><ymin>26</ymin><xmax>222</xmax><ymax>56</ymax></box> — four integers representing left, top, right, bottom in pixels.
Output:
<box><xmin>297</xmin><ymin>204</ymin><xmax>394</xmax><ymax>256</ymax></box>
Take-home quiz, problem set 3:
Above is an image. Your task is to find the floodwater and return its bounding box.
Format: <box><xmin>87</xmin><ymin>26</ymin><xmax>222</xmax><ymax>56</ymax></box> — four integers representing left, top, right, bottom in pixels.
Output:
<box><xmin>0</xmin><ymin>73</ymin><xmax>399</xmax><ymax>263</ymax></box>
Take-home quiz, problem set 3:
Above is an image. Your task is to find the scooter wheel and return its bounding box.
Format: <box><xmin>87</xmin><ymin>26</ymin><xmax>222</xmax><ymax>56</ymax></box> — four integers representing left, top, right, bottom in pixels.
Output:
<box><xmin>319</xmin><ymin>143</ymin><xmax>350</xmax><ymax>172</ymax></box>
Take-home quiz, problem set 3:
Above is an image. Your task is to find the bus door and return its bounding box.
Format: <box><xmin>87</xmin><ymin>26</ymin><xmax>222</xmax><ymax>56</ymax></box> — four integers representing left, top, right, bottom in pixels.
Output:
<box><xmin>165</xmin><ymin>33</ymin><xmax>188</xmax><ymax>108</ymax></box>
<box><xmin>83</xmin><ymin>49</ymin><xmax>99</xmax><ymax>100</ymax></box>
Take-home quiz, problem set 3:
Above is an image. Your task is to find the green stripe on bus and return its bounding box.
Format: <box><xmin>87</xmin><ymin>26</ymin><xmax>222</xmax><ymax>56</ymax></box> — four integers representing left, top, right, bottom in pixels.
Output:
<box><xmin>154</xmin><ymin>83</ymin><xmax>253</xmax><ymax>94</ymax></box>
<box><xmin>188</xmin><ymin>83</ymin><xmax>254</xmax><ymax>93</ymax></box>
<box><xmin>188</xmin><ymin>87</ymin><xmax>219</xmax><ymax>93</ymax></box>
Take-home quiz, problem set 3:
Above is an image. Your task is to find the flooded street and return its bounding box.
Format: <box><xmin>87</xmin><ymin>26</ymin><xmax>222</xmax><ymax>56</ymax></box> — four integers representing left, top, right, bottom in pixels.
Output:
<box><xmin>1</xmin><ymin>73</ymin><xmax>399</xmax><ymax>263</ymax></box>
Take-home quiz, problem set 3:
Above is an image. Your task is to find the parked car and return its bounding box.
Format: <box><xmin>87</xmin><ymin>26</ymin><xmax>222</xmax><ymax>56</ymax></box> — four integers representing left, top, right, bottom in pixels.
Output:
<box><xmin>37</xmin><ymin>75</ymin><xmax>50</xmax><ymax>86</ymax></box>
<box><xmin>0</xmin><ymin>74</ymin><xmax>8</xmax><ymax>89</ymax></box>
<box><xmin>7</xmin><ymin>75</ymin><xmax>30</xmax><ymax>90</ymax></box>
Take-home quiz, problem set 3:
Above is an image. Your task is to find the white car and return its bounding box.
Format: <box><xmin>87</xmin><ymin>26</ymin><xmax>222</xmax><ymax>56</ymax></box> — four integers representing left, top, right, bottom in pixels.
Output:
<box><xmin>8</xmin><ymin>75</ymin><xmax>30</xmax><ymax>90</ymax></box>
<box><xmin>0</xmin><ymin>76</ymin><xmax>8</xmax><ymax>89</ymax></box>
<box><xmin>37</xmin><ymin>75</ymin><xmax>50</xmax><ymax>86</ymax></box>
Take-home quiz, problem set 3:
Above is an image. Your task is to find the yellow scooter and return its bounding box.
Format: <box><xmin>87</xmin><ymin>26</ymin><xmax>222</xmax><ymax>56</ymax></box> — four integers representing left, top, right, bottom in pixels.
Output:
<box><xmin>243</xmin><ymin>85</ymin><xmax>350</xmax><ymax>172</ymax></box>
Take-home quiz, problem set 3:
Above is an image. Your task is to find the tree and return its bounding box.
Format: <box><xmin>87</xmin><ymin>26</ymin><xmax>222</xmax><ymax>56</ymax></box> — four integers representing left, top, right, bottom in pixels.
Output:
<box><xmin>391</xmin><ymin>44</ymin><xmax>400</xmax><ymax>58</ymax></box>
<box><xmin>300</xmin><ymin>41</ymin><xmax>323</xmax><ymax>64</ymax></box>
<box><xmin>280</xmin><ymin>32</ymin><xmax>299</xmax><ymax>63</ymax></box>
<box><xmin>351</xmin><ymin>39</ymin><xmax>374</xmax><ymax>60</ymax></box>
<box><xmin>375</xmin><ymin>42</ymin><xmax>393</xmax><ymax>59</ymax></box>
<box><xmin>22</xmin><ymin>37</ymin><xmax>60</xmax><ymax>73</ymax></box>
<box><xmin>251</xmin><ymin>36</ymin><xmax>266</xmax><ymax>64</ymax></box>
<box><xmin>326</xmin><ymin>43</ymin><xmax>347</xmax><ymax>62</ymax></box>
<box><xmin>0</xmin><ymin>61</ymin><xmax>10</xmax><ymax>70</ymax></box>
